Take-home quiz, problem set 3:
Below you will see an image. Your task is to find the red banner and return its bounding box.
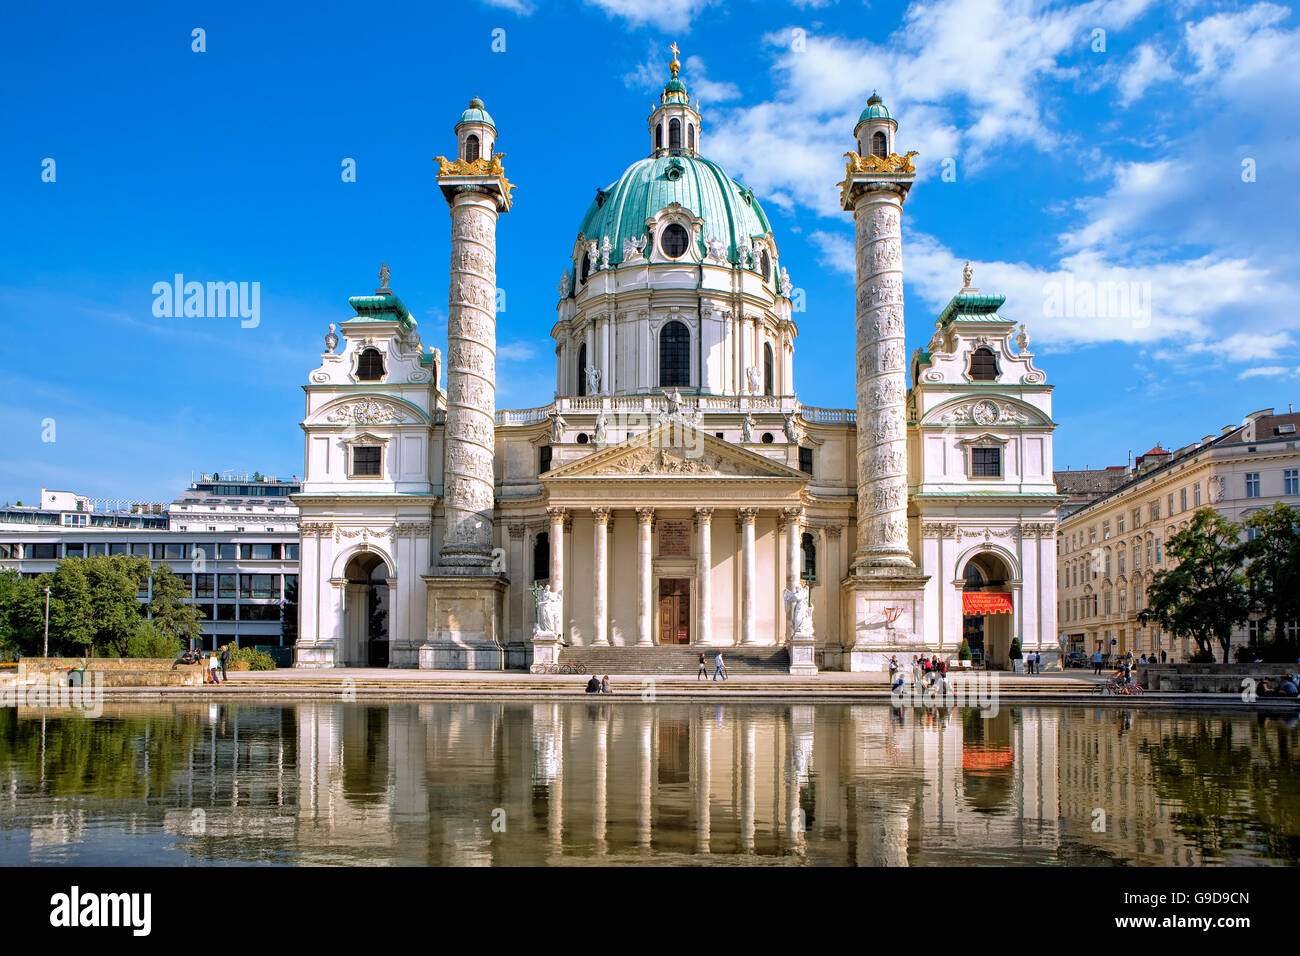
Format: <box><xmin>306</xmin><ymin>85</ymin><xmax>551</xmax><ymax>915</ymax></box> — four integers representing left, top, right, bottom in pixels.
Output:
<box><xmin>963</xmin><ymin>591</ymin><xmax>1013</xmax><ymax>616</ymax></box>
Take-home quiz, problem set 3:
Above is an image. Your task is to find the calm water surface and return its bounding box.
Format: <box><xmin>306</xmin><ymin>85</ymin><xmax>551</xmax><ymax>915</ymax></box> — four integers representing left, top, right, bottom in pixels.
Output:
<box><xmin>0</xmin><ymin>701</ymin><xmax>1297</xmax><ymax>866</ymax></box>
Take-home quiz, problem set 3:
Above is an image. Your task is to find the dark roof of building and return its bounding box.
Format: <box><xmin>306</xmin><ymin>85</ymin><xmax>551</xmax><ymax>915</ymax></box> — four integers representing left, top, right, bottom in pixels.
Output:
<box><xmin>1053</xmin><ymin>467</ymin><xmax>1131</xmax><ymax>499</ymax></box>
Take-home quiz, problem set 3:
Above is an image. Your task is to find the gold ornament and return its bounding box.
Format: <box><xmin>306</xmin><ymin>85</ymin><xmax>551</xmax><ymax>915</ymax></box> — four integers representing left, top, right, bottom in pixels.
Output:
<box><xmin>434</xmin><ymin>153</ymin><xmax>516</xmax><ymax>198</ymax></box>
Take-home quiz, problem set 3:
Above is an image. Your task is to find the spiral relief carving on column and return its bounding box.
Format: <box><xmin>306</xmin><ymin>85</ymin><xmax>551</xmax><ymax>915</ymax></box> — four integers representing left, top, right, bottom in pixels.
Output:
<box><xmin>442</xmin><ymin>194</ymin><xmax>499</xmax><ymax>565</ymax></box>
<box><xmin>853</xmin><ymin>194</ymin><xmax>913</xmax><ymax>566</ymax></box>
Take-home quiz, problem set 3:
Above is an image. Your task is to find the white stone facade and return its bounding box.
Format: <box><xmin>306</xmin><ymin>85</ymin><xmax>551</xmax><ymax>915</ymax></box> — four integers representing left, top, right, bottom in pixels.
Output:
<box><xmin>292</xmin><ymin>68</ymin><xmax>1061</xmax><ymax>670</ymax></box>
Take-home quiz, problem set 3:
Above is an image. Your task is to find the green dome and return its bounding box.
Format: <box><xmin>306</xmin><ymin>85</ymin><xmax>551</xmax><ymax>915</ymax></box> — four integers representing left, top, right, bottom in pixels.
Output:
<box><xmin>577</xmin><ymin>155</ymin><xmax>774</xmax><ymax>267</ymax></box>
<box><xmin>457</xmin><ymin>97</ymin><xmax>496</xmax><ymax>130</ymax></box>
<box><xmin>858</xmin><ymin>92</ymin><xmax>892</xmax><ymax>123</ymax></box>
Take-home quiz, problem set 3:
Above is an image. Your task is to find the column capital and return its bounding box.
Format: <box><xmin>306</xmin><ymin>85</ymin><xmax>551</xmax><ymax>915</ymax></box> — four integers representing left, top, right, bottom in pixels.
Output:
<box><xmin>592</xmin><ymin>506</ymin><xmax>612</xmax><ymax>525</ymax></box>
<box><xmin>737</xmin><ymin>507</ymin><xmax>759</xmax><ymax>529</ymax></box>
<box><xmin>694</xmin><ymin>506</ymin><xmax>714</xmax><ymax>526</ymax></box>
<box><xmin>546</xmin><ymin>506</ymin><xmax>568</xmax><ymax>523</ymax></box>
<box><xmin>329</xmin><ymin>577</ymin><xmax>348</xmax><ymax>588</ymax></box>
<box><xmin>824</xmin><ymin>524</ymin><xmax>843</xmax><ymax>540</ymax></box>
<box><xmin>507</xmin><ymin>522</ymin><xmax>527</xmax><ymax>539</ymax></box>
<box><xmin>636</xmin><ymin>507</ymin><xmax>656</xmax><ymax>525</ymax></box>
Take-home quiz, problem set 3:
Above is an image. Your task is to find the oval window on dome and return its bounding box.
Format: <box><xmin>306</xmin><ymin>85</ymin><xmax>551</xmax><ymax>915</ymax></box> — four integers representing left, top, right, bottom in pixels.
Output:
<box><xmin>661</xmin><ymin>223</ymin><xmax>690</xmax><ymax>259</ymax></box>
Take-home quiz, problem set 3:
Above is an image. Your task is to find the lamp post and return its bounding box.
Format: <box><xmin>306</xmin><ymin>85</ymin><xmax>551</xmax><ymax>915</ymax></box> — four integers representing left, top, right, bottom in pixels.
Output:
<box><xmin>43</xmin><ymin>586</ymin><xmax>50</xmax><ymax>658</ymax></box>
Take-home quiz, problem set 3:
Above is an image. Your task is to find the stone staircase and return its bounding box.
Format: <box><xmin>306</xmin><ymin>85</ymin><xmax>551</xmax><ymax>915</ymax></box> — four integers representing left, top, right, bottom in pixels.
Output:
<box><xmin>559</xmin><ymin>645</ymin><xmax>789</xmax><ymax>676</ymax></box>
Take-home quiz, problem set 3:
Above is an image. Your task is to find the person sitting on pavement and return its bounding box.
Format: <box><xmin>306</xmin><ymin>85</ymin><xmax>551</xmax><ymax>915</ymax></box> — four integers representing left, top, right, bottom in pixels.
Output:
<box><xmin>585</xmin><ymin>676</ymin><xmax>600</xmax><ymax>694</ymax></box>
<box><xmin>600</xmin><ymin>675</ymin><xmax>611</xmax><ymax>694</ymax></box>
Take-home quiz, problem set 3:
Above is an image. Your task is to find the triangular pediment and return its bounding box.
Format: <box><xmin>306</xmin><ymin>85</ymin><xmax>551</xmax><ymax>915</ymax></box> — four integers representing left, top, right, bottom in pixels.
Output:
<box><xmin>542</xmin><ymin>425</ymin><xmax>809</xmax><ymax>481</ymax></box>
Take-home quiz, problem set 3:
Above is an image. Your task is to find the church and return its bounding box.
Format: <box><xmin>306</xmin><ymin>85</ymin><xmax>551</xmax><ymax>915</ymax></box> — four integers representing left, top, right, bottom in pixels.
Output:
<box><xmin>291</xmin><ymin>50</ymin><xmax>1062</xmax><ymax>672</ymax></box>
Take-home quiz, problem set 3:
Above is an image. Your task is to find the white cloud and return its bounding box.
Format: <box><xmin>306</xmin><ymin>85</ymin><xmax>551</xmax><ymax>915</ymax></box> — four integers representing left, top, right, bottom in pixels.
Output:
<box><xmin>1185</xmin><ymin>332</ymin><xmax>1295</xmax><ymax>362</ymax></box>
<box><xmin>1117</xmin><ymin>44</ymin><xmax>1176</xmax><ymax>106</ymax></box>
<box><xmin>808</xmin><ymin>230</ymin><xmax>854</xmax><ymax>274</ymax></box>
<box><xmin>683</xmin><ymin>55</ymin><xmax>739</xmax><ymax>103</ymax></box>
<box><xmin>498</xmin><ymin>340</ymin><xmax>543</xmax><ymax>361</ymax></box>
<box><xmin>479</xmin><ymin>0</ymin><xmax>535</xmax><ymax>13</ymax></box>
<box><xmin>585</xmin><ymin>0</ymin><xmax>713</xmax><ymax>32</ymax></box>
<box><xmin>1238</xmin><ymin>366</ymin><xmax>1297</xmax><ymax>380</ymax></box>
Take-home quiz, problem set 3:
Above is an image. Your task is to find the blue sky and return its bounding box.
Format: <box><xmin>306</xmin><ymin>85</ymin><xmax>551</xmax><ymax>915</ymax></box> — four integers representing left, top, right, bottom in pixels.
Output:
<box><xmin>2</xmin><ymin>0</ymin><xmax>1297</xmax><ymax>504</ymax></box>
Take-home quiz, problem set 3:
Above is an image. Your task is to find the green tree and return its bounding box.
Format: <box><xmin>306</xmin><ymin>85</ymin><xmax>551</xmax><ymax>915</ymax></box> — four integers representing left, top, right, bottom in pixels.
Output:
<box><xmin>0</xmin><ymin>570</ymin><xmax>46</xmax><ymax>658</ymax></box>
<box><xmin>281</xmin><ymin>576</ymin><xmax>299</xmax><ymax>646</ymax></box>
<box><xmin>1242</xmin><ymin>502</ymin><xmax>1300</xmax><ymax>655</ymax></box>
<box><xmin>148</xmin><ymin>564</ymin><xmax>202</xmax><ymax>649</ymax></box>
<box><xmin>125</xmin><ymin>620</ymin><xmax>183</xmax><ymax>658</ymax></box>
<box><xmin>1139</xmin><ymin>508</ymin><xmax>1250</xmax><ymax>663</ymax></box>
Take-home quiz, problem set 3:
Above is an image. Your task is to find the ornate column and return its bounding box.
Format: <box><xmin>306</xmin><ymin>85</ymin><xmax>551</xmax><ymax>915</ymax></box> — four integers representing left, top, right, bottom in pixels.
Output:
<box><xmin>548</xmin><ymin>507</ymin><xmax>566</xmax><ymax>638</ymax></box>
<box><xmin>783</xmin><ymin>507</ymin><xmax>803</xmax><ymax>598</ymax></box>
<box><xmin>739</xmin><ymin>508</ymin><xmax>758</xmax><ymax>645</ymax></box>
<box><xmin>837</xmin><ymin>107</ymin><xmax>928</xmax><ymax>671</ymax></box>
<box><xmin>695</xmin><ymin>508</ymin><xmax>713</xmax><ymax>645</ymax></box>
<box><xmin>636</xmin><ymin>508</ymin><xmax>655</xmax><ymax>646</ymax></box>
<box><xmin>592</xmin><ymin>507</ymin><xmax>611</xmax><ymax>646</ymax></box>
<box><xmin>422</xmin><ymin>109</ymin><xmax>514</xmax><ymax>670</ymax></box>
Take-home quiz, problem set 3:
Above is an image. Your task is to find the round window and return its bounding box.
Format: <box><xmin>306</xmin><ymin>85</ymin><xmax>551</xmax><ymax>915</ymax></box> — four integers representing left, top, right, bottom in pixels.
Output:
<box><xmin>661</xmin><ymin>223</ymin><xmax>690</xmax><ymax>259</ymax></box>
<box><xmin>761</xmin><ymin>432</ymin><xmax>775</xmax><ymax>444</ymax></box>
<box><xmin>576</xmin><ymin>433</ymin><xmax>589</xmax><ymax>445</ymax></box>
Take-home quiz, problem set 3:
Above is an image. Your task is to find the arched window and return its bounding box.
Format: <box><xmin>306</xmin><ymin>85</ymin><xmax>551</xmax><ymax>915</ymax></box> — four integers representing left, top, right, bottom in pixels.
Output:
<box><xmin>801</xmin><ymin>532</ymin><xmax>816</xmax><ymax>580</ymax></box>
<box><xmin>669</xmin><ymin>118</ymin><xmax>682</xmax><ymax>150</ymax></box>
<box><xmin>688</xmin><ymin>124</ymin><xmax>695</xmax><ymax>151</ymax></box>
<box><xmin>655</xmin><ymin>123</ymin><xmax>663</xmax><ymax>151</ymax></box>
<box><xmin>659</xmin><ymin>320</ymin><xmax>690</xmax><ymax>387</ymax></box>
<box><xmin>763</xmin><ymin>343</ymin><xmax>774</xmax><ymax>396</ymax></box>
<box><xmin>580</xmin><ymin>250</ymin><xmax>591</xmax><ymax>284</ymax></box>
<box><xmin>760</xmin><ymin>249</ymin><xmax>771</xmax><ymax>281</ymax></box>
<box><xmin>963</xmin><ymin>563</ymin><xmax>985</xmax><ymax>589</ymax></box>
<box><xmin>357</xmin><ymin>348</ymin><xmax>385</xmax><ymax>381</ymax></box>
<box><xmin>969</xmin><ymin>347</ymin><xmax>999</xmax><ymax>381</ymax></box>
<box><xmin>576</xmin><ymin>343</ymin><xmax>587</xmax><ymax>396</ymax></box>
<box><xmin>464</xmin><ymin>134</ymin><xmax>480</xmax><ymax>163</ymax></box>
<box><xmin>872</xmin><ymin>131</ymin><xmax>887</xmax><ymax>158</ymax></box>
<box><xmin>533</xmin><ymin>532</ymin><xmax>549</xmax><ymax>582</ymax></box>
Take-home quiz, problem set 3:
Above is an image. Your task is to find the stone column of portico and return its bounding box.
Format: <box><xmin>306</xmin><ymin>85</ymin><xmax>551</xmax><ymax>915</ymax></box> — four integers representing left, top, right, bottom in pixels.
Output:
<box><xmin>548</xmin><ymin>507</ymin><xmax>566</xmax><ymax>639</ymax></box>
<box><xmin>695</xmin><ymin>508</ymin><xmax>713</xmax><ymax>645</ymax></box>
<box><xmin>591</xmin><ymin>507</ymin><xmax>611</xmax><ymax>645</ymax></box>
<box><xmin>739</xmin><ymin>508</ymin><xmax>758</xmax><ymax>645</ymax></box>
<box><xmin>636</xmin><ymin>508</ymin><xmax>655</xmax><ymax>646</ymax></box>
<box><xmin>784</xmin><ymin>506</ymin><xmax>803</xmax><ymax>590</ymax></box>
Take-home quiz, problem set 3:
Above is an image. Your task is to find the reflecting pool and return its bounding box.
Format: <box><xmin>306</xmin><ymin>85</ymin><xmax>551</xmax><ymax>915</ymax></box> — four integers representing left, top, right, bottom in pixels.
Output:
<box><xmin>1</xmin><ymin>701</ymin><xmax>1297</xmax><ymax>865</ymax></box>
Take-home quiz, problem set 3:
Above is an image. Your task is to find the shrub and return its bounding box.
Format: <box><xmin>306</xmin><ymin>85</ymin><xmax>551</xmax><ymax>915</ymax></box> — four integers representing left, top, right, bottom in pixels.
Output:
<box><xmin>957</xmin><ymin>639</ymin><xmax>972</xmax><ymax>661</ymax></box>
<box><xmin>227</xmin><ymin>645</ymin><xmax>276</xmax><ymax>671</ymax></box>
<box><xmin>124</xmin><ymin>622</ymin><xmax>183</xmax><ymax>659</ymax></box>
<box><xmin>1188</xmin><ymin>648</ymin><xmax>1217</xmax><ymax>664</ymax></box>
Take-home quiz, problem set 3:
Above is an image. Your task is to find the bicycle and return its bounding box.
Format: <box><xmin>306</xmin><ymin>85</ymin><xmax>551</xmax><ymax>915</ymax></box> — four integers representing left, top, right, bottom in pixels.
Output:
<box><xmin>1097</xmin><ymin>679</ymin><xmax>1144</xmax><ymax>696</ymax></box>
<box><xmin>529</xmin><ymin>662</ymin><xmax>586</xmax><ymax>675</ymax></box>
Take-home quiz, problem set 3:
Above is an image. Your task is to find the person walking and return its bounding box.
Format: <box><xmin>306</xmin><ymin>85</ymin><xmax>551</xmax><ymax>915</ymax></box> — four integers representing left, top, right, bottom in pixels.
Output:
<box><xmin>911</xmin><ymin>655</ymin><xmax>922</xmax><ymax>695</ymax></box>
<box><xmin>697</xmin><ymin>652</ymin><xmax>708</xmax><ymax>681</ymax></box>
<box><xmin>208</xmin><ymin>652</ymin><xmax>222</xmax><ymax>685</ymax></box>
<box><xmin>888</xmin><ymin>655</ymin><xmax>898</xmax><ymax>685</ymax></box>
<box><xmin>713</xmin><ymin>652</ymin><xmax>727</xmax><ymax>681</ymax></box>
<box><xmin>219</xmin><ymin>644</ymin><xmax>230</xmax><ymax>682</ymax></box>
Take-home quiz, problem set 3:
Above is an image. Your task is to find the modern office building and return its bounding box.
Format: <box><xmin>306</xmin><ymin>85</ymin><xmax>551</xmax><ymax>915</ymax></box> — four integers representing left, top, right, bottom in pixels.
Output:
<box><xmin>0</xmin><ymin>474</ymin><xmax>300</xmax><ymax>650</ymax></box>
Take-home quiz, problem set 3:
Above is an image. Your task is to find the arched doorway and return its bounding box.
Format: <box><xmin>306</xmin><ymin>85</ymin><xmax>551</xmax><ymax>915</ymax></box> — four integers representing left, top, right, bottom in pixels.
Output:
<box><xmin>343</xmin><ymin>551</ymin><xmax>391</xmax><ymax>667</ymax></box>
<box><xmin>961</xmin><ymin>552</ymin><xmax>1014</xmax><ymax>669</ymax></box>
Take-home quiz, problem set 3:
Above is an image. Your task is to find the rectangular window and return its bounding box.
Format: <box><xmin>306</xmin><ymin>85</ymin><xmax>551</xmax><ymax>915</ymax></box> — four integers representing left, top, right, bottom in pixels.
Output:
<box><xmin>1146</xmin><ymin>539</ymin><xmax>1152</xmax><ymax>565</ymax></box>
<box><xmin>178</xmin><ymin>573</ymin><xmax>193</xmax><ymax>596</ymax></box>
<box><xmin>64</xmin><ymin>543</ymin><xmax>85</xmax><ymax>558</ymax></box>
<box><xmin>1167</xmin><ymin>493</ymin><xmax>1174</xmax><ymax>516</ymax></box>
<box><xmin>240</xmin><ymin>603</ymin><xmax>281</xmax><ymax>622</ymax></box>
<box><xmin>239</xmin><ymin>574</ymin><xmax>277</xmax><ymax>599</ymax></box>
<box><xmin>1247</xmin><ymin>526</ymin><xmax>1259</xmax><ymax>542</ymax></box>
<box><xmin>132</xmin><ymin>543</ymin><xmax>150</xmax><ymax>557</ymax></box>
<box><xmin>217</xmin><ymin>574</ymin><xmax>237</xmax><ymax>599</ymax></box>
<box><xmin>1118</xmin><ymin>551</ymin><xmax>1126</xmax><ymax>574</ymax></box>
<box><xmin>538</xmin><ymin>446</ymin><xmax>552</xmax><ymax>475</ymax></box>
<box><xmin>1088</xmin><ymin>527</ymin><xmax>1097</xmax><ymax>545</ymax></box>
<box><xmin>1102</xmin><ymin>520</ymin><xmax>1111</xmax><ymax>539</ymax></box>
<box><xmin>87</xmin><ymin>542</ymin><xmax>107</xmax><ymax>557</ymax></box>
<box><xmin>284</xmin><ymin>543</ymin><xmax>299</xmax><ymax>560</ymax></box>
<box><xmin>971</xmin><ymin>447</ymin><xmax>1001</xmax><ymax>477</ymax></box>
<box><xmin>1180</xmin><ymin>488</ymin><xmax>1187</xmax><ymax>512</ymax></box>
<box><xmin>1117</xmin><ymin>515</ymin><xmax>1125</xmax><ymax>534</ymax></box>
<box><xmin>193</xmin><ymin>604</ymin><xmax>214</xmax><ymax>621</ymax></box>
<box><xmin>239</xmin><ymin>544</ymin><xmax>279</xmax><ymax>560</ymax></box>
<box><xmin>216</xmin><ymin>603</ymin><xmax>237</xmax><ymax>621</ymax></box>
<box><xmin>24</xmin><ymin>543</ymin><xmax>58</xmax><ymax>560</ymax></box>
<box><xmin>196</xmin><ymin>574</ymin><xmax>215</xmax><ymax>599</ymax></box>
<box><xmin>1132</xmin><ymin>508</ymin><xmax>1141</xmax><ymax>529</ymax></box>
<box><xmin>1245</xmin><ymin>473</ymin><xmax>1261</xmax><ymax>498</ymax></box>
<box><xmin>283</xmin><ymin>574</ymin><xmax>298</xmax><ymax>594</ymax></box>
<box><xmin>162</xmin><ymin>543</ymin><xmax>187</xmax><ymax>560</ymax></box>
<box><xmin>1286</xmin><ymin>470</ymin><xmax>1299</xmax><ymax>495</ymax></box>
<box><xmin>1194</xmin><ymin>483</ymin><xmax>1201</xmax><ymax>507</ymax></box>
<box><xmin>1156</xmin><ymin>539</ymin><xmax>1162</xmax><ymax>563</ymax></box>
<box><xmin>108</xmin><ymin>543</ymin><xmax>129</xmax><ymax>556</ymax></box>
<box><xmin>351</xmin><ymin>445</ymin><xmax>382</xmax><ymax>478</ymax></box>
<box><xmin>799</xmin><ymin>446</ymin><xmax>814</xmax><ymax>475</ymax></box>
<box><xmin>215</xmin><ymin>543</ymin><xmax>235</xmax><ymax>560</ymax></box>
<box><xmin>1150</xmin><ymin>500</ymin><xmax>1160</xmax><ymax>521</ymax></box>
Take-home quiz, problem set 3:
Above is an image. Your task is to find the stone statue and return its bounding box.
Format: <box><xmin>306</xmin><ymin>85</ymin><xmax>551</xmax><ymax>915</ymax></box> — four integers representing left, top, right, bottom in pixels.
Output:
<box><xmin>534</xmin><ymin>585</ymin><xmax>562</xmax><ymax>635</ymax></box>
<box><xmin>595</xmin><ymin>412</ymin><xmax>607</xmax><ymax>445</ymax></box>
<box><xmin>667</xmin><ymin>387</ymin><xmax>683</xmax><ymax>418</ymax></box>
<box><xmin>962</xmin><ymin>261</ymin><xmax>973</xmax><ymax>289</ymax></box>
<box><xmin>325</xmin><ymin>323</ymin><xmax>338</xmax><ymax>354</ymax></box>
<box><xmin>784</xmin><ymin>584</ymin><xmax>814</xmax><ymax>640</ymax></box>
<box><xmin>927</xmin><ymin>325</ymin><xmax>944</xmax><ymax>352</ymax></box>
<box><xmin>1016</xmin><ymin>323</ymin><xmax>1030</xmax><ymax>351</ymax></box>
<box><xmin>745</xmin><ymin>366</ymin><xmax>760</xmax><ymax>395</ymax></box>
<box><xmin>623</xmin><ymin>236</ymin><xmax>645</xmax><ymax>261</ymax></box>
<box><xmin>584</xmin><ymin>365</ymin><xmax>602</xmax><ymax>395</ymax></box>
<box><xmin>737</xmin><ymin>235</ymin><xmax>752</xmax><ymax>269</ymax></box>
<box><xmin>742</xmin><ymin>413</ymin><xmax>755</xmax><ymax>443</ymax></box>
<box><xmin>599</xmin><ymin>235</ymin><xmax>611</xmax><ymax>270</ymax></box>
<box><xmin>549</xmin><ymin>410</ymin><xmax>566</xmax><ymax>443</ymax></box>
<box><xmin>706</xmin><ymin>236</ymin><xmax>727</xmax><ymax>261</ymax></box>
<box><xmin>557</xmin><ymin>270</ymin><xmax>571</xmax><ymax>298</ymax></box>
<box><xmin>586</xmin><ymin>240</ymin><xmax>598</xmax><ymax>276</ymax></box>
<box><xmin>779</xmin><ymin>266</ymin><xmax>791</xmax><ymax>295</ymax></box>
<box><xmin>784</xmin><ymin>412</ymin><xmax>800</xmax><ymax>444</ymax></box>
<box><xmin>430</xmin><ymin>346</ymin><xmax>442</xmax><ymax>386</ymax></box>
<box><xmin>378</xmin><ymin>263</ymin><xmax>391</xmax><ymax>292</ymax></box>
